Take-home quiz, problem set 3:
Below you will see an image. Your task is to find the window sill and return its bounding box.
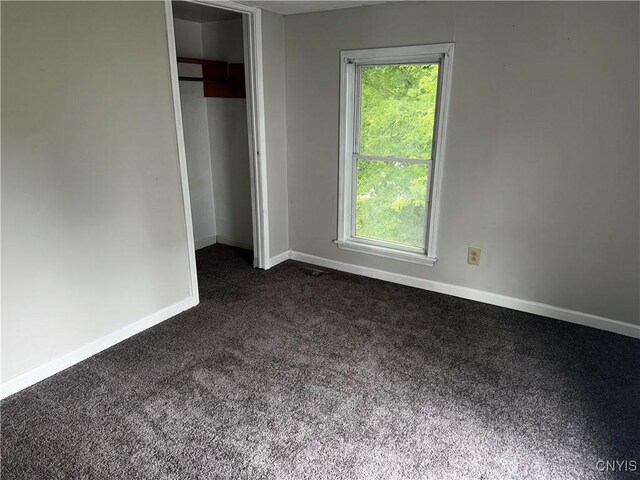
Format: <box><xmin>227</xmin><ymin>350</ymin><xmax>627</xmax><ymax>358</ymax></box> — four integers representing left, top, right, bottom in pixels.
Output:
<box><xmin>334</xmin><ymin>239</ymin><xmax>437</xmax><ymax>266</ymax></box>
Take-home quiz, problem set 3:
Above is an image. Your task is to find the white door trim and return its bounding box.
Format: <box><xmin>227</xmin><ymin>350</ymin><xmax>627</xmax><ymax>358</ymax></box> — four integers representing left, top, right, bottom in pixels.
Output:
<box><xmin>164</xmin><ymin>0</ymin><xmax>270</xmax><ymax>269</ymax></box>
<box><xmin>164</xmin><ymin>1</ymin><xmax>200</xmax><ymax>302</ymax></box>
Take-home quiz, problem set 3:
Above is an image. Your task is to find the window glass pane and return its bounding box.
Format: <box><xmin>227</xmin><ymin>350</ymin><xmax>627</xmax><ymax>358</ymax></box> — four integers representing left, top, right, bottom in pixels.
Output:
<box><xmin>359</xmin><ymin>63</ymin><xmax>439</xmax><ymax>160</ymax></box>
<box><xmin>355</xmin><ymin>159</ymin><xmax>428</xmax><ymax>248</ymax></box>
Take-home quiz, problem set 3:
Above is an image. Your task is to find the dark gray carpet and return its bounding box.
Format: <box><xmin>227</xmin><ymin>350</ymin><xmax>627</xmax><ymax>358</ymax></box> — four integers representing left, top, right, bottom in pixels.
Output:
<box><xmin>2</xmin><ymin>244</ymin><xmax>639</xmax><ymax>479</ymax></box>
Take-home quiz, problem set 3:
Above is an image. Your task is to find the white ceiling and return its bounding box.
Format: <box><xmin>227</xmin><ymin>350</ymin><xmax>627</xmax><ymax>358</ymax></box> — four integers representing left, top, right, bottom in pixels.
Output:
<box><xmin>237</xmin><ymin>1</ymin><xmax>385</xmax><ymax>16</ymax></box>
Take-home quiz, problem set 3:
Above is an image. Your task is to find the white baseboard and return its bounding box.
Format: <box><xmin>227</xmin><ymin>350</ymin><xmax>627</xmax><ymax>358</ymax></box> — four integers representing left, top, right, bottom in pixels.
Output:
<box><xmin>195</xmin><ymin>236</ymin><xmax>217</xmax><ymax>250</ymax></box>
<box><xmin>3</xmin><ymin>252</ymin><xmax>635</xmax><ymax>400</ymax></box>
<box><xmin>0</xmin><ymin>296</ymin><xmax>198</xmax><ymax>400</ymax></box>
<box><xmin>266</xmin><ymin>250</ymin><xmax>291</xmax><ymax>269</ymax></box>
<box><xmin>216</xmin><ymin>235</ymin><xmax>253</xmax><ymax>251</ymax></box>
<box><xmin>289</xmin><ymin>251</ymin><xmax>640</xmax><ymax>339</ymax></box>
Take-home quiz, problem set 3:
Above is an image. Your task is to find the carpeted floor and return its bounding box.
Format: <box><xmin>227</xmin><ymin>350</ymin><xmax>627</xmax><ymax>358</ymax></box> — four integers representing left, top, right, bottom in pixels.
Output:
<box><xmin>1</xmin><ymin>244</ymin><xmax>639</xmax><ymax>479</ymax></box>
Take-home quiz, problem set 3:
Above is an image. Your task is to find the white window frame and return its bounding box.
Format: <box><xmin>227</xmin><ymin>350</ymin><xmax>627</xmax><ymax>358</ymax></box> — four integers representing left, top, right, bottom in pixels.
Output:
<box><xmin>336</xmin><ymin>43</ymin><xmax>455</xmax><ymax>266</ymax></box>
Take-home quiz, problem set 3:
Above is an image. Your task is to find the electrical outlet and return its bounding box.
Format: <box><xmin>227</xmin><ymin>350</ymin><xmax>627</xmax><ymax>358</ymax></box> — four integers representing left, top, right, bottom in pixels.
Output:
<box><xmin>468</xmin><ymin>247</ymin><xmax>481</xmax><ymax>265</ymax></box>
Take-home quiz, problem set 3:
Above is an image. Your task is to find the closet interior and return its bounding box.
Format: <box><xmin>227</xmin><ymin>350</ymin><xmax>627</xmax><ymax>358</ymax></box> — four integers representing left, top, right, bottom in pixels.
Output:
<box><xmin>172</xmin><ymin>1</ymin><xmax>254</xmax><ymax>253</ymax></box>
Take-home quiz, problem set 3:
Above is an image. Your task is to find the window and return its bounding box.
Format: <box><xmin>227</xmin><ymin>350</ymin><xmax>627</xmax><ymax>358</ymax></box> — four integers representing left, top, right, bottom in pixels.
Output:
<box><xmin>336</xmin><ymin>44</ymin><xmax>454</xmax><ymax>266</ymax></box>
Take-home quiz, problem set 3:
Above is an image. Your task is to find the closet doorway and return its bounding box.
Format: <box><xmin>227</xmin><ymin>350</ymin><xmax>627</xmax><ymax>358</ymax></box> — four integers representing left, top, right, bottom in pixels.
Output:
<box><xmin>165</xmin><ymin>0</ymin><xmax>269</xmax><ymax>292</ymax></box>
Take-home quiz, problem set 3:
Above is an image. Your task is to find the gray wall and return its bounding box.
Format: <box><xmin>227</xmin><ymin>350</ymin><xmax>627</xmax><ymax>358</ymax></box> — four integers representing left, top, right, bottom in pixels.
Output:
<box><xmin>284</xmin><ymin>2</ymin><xmax>640</xmax><ymax>325</ymax></box>
<box><xmin>3</xmin><ymin>1</ymin><xmax>637</xmax><ymax>386</ymax></box>
<box><xmin>1</xmin><ymin>1</ymin><xmax>192</xmax><ymax>381</ymax></box>
<box><xmin>261</xmin><ymin>11</ymin><xmax>290</xmax><ymax>259</ymax></box>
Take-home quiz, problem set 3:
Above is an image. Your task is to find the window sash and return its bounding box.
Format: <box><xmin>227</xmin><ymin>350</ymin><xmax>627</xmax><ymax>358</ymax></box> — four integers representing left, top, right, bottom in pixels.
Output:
<box><xmin>350</xmin><ymin>60</ymin><xmax>438</xmax><ymax>252</ymax></box>
<box><xmin>353</xmin><ymin>63</ymin><xmax>440</xmax><ymax>160</ymax></box>
<box><xmin>349</xmin><ymin>156</ymin><xmax>433</xmax><ymax>253</ymax></box>
<box><xmin>337</xmin><ymin>43</ymin><xmax>455</xmax><ymax>265</ymax></box>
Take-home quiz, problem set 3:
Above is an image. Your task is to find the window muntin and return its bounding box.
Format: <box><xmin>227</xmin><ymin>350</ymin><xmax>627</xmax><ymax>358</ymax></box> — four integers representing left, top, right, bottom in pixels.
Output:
<box><xmin>337</xmin><ymin>44</ymin><xmax>454</xmax><ymax>265</ymax></box>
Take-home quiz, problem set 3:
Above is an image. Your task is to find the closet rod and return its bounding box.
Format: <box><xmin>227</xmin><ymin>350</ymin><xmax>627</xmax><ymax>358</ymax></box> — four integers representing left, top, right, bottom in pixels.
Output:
<box><xmin>178</xmin><ymin>76</ymin><xmax>229</xmax><ymax>83</ymax></box>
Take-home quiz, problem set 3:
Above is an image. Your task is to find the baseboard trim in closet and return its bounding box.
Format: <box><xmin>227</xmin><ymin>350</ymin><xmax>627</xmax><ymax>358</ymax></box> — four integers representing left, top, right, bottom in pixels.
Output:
<box><xmin>195</xmin><ymin>236</ymin><xmax>217</xmax><ymax>250</ymax></box>
<box><xmin>216</xmin><ymin>235</ymin><xmax>253</xmax><ymax>251</ymax></box>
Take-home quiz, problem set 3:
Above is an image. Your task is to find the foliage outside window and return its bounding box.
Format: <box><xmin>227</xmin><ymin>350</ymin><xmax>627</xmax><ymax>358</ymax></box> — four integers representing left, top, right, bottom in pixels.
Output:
<box><xmin>356</xmin><ymin>63</ymin><xmax>439</xmax><ymax>248</ymax></box>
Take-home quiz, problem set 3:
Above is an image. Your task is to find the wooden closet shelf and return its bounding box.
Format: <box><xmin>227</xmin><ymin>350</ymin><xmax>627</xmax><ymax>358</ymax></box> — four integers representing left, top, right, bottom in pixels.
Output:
<box><xmin>177</xmin><ymin>57</ymin><xmax>246</xmax><ymax>98</ymax></box>
<box><xmin>177</xmin><ymin>57</ymin><xmax>226</xmax><ymax>66</ymax></box>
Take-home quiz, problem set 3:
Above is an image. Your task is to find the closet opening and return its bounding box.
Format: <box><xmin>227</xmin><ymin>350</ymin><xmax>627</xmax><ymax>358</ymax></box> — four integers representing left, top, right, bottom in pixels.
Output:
<box><xmin>166</xmin><ymin>0</ymin><xmax>269</xmax><ymax>299</ymax></box>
